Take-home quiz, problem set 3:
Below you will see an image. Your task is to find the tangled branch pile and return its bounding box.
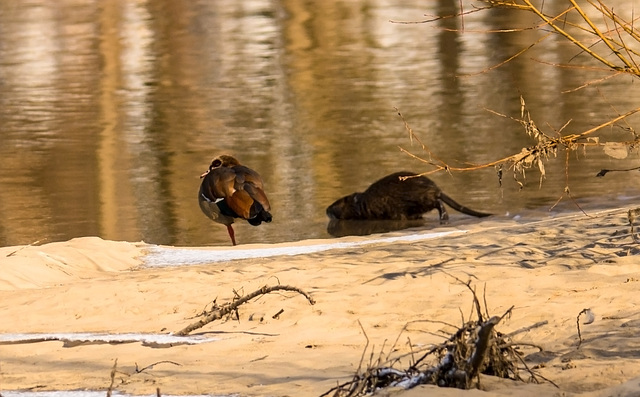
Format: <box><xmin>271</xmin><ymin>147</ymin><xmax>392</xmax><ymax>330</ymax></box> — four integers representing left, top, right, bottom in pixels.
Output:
<box><xmin>323</xmin><ymin>282</ymin><xmax>547</xmax><ymax>396</ymax></box>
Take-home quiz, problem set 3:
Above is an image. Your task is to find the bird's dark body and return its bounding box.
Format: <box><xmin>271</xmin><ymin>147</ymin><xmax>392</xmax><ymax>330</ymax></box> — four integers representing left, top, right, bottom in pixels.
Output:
<box><xmin>326</xmin><ymin>171</ymin><xmax>490</xmax><ymax>222</ymax></box>
<box><xmin>198</xmin><ymin>155</ymin><xmax>272</xmax><ymax>245</ymax></box>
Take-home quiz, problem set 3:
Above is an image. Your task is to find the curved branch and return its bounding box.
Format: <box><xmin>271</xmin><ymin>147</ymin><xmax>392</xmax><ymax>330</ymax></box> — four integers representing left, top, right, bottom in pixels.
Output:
<box><xmin>175</xmin><ymin>285</ymin><xmax>315</xmax><ymax>336</ymax></box>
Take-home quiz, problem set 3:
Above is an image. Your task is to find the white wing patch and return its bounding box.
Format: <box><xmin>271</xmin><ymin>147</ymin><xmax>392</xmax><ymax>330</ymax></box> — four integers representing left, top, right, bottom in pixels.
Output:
<box><xmin>201</xmin><ymin>193</ymin><xmax>224</xmax><ymax>204</ymax></box>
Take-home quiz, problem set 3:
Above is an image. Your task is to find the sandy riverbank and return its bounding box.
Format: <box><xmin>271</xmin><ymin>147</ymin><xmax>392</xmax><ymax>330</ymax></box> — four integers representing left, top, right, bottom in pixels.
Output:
<box><xmin>2</xmin><ymin>207</ymin><xmax>640</xmax><ymax>397</ymax></box>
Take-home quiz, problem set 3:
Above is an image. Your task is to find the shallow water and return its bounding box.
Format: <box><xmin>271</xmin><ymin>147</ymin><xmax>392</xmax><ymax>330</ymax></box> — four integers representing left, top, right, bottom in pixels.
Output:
<box><xmin>1</xmin><ymin>0</ymin><xmax>639</xmax><ymax>247</ymax></box>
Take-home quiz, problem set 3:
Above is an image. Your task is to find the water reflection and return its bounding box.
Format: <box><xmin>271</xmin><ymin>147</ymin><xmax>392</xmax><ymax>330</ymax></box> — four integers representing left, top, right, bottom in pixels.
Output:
<box><xmin>0</xmin><ymin>0</ymin><xmax>639</xmax><ymax>247</ymax></box>
<box><xmin>327</xmin><ymin>219</ymin><xmax>427</xmax><ymax>238</ymax></box>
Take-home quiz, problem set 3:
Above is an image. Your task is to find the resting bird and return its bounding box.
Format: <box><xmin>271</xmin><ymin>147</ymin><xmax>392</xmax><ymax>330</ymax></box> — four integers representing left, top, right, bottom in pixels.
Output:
<box><xmin>198</xmin><ymin>155</ymin><xmax>272</xmax><ymax>245</ymax></box>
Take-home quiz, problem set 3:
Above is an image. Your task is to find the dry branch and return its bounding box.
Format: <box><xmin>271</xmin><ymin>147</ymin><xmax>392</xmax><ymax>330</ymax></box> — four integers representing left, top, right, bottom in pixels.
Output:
<box><xmin>400</xmin><ymin>99</ymin><xmax>640</xmax><ymax>178</ymax></box>
<box><xmin>106</xmin><ymin>359</ymin><xmax>117</xmax><ymax>397</ymax></box>
<box><xmin>135</xmin><ymin>360</ymin><xmax>182</xmax><ymax>373</ymax></box>
<box><xmin>628</xmin><ymin>208</ymin><xmax>640</xmax><ymax>242</ymax></box>
<box><xmin>323</xmin><ymin>282</ymin><xmax>545</xmax><ymax>396</ymax></box>
<box><xmin>395</xmin><ymin>1</ymin><xmax>640</xmax><ymax>202</ymax></box>
<box><xmin>398</xmin><ymin>97</ymin><xmax>640</xmax><ymax>209</ymax></box>
<box><xmin>482</xmin><ymin>0</ymin><xmax>640</xmax><ymax>76</ymax></box>
<box><xmin>467</xmin><ymin>315</ymin><xmax>501</xmax><ymax>386</ymax></box>
<box><xmin>175</xmin><ymin>285</ymin><xmax>315</xmax><ymax>336</ymax></box>
<box><xmin>5</xmin><ymin>239</ymin><xmax>46</xmax><ymax>257</ymax></box>
<box><xmin>597</xmin><ymin>165</ymin><xmax>640</xmax><ymax>177</ymax></box>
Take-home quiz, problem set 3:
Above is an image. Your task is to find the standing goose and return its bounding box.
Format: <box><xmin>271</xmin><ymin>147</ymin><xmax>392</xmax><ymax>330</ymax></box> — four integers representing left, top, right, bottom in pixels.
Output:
<box><xmin>198</xmin><ymin>155</ymin><xmax>272</xmax><ymax>245</ymax></box>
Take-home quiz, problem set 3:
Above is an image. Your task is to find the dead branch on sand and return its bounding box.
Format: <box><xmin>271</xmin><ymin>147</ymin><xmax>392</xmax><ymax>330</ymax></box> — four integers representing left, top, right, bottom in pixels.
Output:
<box><xmin>106</xmin><ymin>359</ymin><xmax>117</xmax><ymax>397</ymax></box>
<box><xmin>175</xmin><ymin>285</ymin><xmax>315</xmax><ymax>336</ymax></box>
<box><xmin>135</xmin><ymin>360</ymin><xmax>182</xmax><ymax>373</ymax></box>
<box><xmin>322</xmin><ymin>279</ymin><xmax>553</xmax><ymax>396</ymax></box>
<box><xmin>627</xmin><ymin>208</ymin><xmax>640</xmax><ymax>242</ymax></box>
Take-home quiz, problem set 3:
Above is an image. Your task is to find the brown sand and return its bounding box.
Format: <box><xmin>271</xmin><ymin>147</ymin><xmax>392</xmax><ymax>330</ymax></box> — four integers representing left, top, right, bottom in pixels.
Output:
<box><xmin>1</xmin><ymin>207</ymin><xmax>640</xmax><ymax>396</ymax></box>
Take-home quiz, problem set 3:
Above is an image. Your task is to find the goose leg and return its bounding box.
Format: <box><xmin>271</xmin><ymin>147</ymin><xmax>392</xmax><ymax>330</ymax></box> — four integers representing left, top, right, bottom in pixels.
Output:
<box><xmin>226</xmin><ymin>224</ymin><xmax>237</xmax><ymax>246</ymax></box>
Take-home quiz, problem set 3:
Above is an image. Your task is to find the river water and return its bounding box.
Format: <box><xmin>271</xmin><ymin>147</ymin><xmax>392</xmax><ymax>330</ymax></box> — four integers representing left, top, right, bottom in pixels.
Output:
<box><xmin>1</xmin><ymin>0</ymin><xmax>639</xmax><ymax>247</ymax></box>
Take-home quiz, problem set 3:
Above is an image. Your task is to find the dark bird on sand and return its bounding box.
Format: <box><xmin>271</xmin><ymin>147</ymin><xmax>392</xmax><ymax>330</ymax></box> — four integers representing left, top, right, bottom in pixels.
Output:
<box><xmin>326</xmin><ymin>171</ymin><xmax>490</xmax><ymax>223</ymax></box>
<box><xmin>198</xmin><ymin>155</ymin><xmax>272</xmax><ymax>245</ymax></box>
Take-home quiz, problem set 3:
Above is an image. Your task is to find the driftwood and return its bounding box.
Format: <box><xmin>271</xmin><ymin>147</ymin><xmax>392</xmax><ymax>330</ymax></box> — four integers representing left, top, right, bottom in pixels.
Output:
<box><xmin>322</xmin><ymin>280</ymin><xmax>551</xmax><ymax>396</ymax></box>
<box><xmin>175</xmin><ymin>285</ymin><xmax>315</xmax><ymax>336</ymax></box>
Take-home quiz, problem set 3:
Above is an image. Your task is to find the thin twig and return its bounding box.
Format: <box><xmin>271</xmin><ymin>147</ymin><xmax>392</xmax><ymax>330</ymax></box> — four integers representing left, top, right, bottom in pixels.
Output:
<box><xmin>6</xmin><ymin>239</ymin><xmax>46</xmax><ymax>257</ymax></box>
<box><xmin>106</xmin><ymin>359</ymin><xmax>117</xmax><ymax>397</ymax></box>
<box><xmin>576</xmin><ymin>308</ymin><xmax>592</xmax><ymax>348</ymax></box>
<box><xmin>175</xmin><ymin>285</ymin><xmax>315</xmax><ymax>336</ymax></box>
<box><xmin>135</xmin><ymin>361</ymin><xmax>182</xmax><ymax>373</ymax></box>
<box><xmin>506</xmin><ymin>320</ymin><xmax>549</xmax><ymax>337</ymax></box>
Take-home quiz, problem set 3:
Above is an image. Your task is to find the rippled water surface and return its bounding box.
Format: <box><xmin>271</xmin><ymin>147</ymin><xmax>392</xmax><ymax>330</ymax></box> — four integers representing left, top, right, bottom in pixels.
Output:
<box><xmin>1</xmin><ymin>0</ymin><xmax>639</xmax><ymax>247</ymax></box>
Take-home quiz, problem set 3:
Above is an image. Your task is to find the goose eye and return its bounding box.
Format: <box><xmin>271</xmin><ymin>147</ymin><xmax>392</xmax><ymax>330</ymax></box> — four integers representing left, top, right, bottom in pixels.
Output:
<box><xmin>211</xmin><ymin>159</ymin><xmax>222</xmax><ymax>169</ymax></box>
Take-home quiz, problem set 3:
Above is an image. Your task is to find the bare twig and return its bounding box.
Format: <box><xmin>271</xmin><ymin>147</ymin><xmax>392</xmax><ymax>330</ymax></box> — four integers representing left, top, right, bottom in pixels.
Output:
<box><xmin>576</xmin><ymin>308</ymin><xmax>594</xmax><ymax>348</ymax></box>
<box><xmin>506</xmin><ymin>320</ymin><xmax>549</xmax><ymax>337</ymax></box>
<box><xmin>596</xmin><ymin>165</ymin><xmax>640</xmax><ymax>177</ymax></box>
<box><xmin>175</xmin><ymin>285</ymin><xmax>315</xmax><ymax>336</ymax></box>
<box><xmin>106</xmin><ymin>359</ymin><xmax>117</xmax><ymax>397</ymax></box>
<box><xmin>6</xmin><ymin>239</ymin><xmax>46</xmax><ymax>257</ymax></box>
<box><xmin>628</xmin><ymin>208</ymin><xmax>640</xmax><ymax>242</ymax></box>
<box><xmin>272</xmin><ymin>308</ymin><xmax>284</xmax><ymax>319</ymax></box>
<box><xmin>135</xmin><ymin>361</ymin><xmax>182</xmax><ymax>373</ymax></box>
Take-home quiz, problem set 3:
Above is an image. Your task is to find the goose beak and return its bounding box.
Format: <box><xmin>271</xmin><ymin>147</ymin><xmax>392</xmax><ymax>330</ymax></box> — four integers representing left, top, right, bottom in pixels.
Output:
<box><xmin>200</xmin><ymin>169</ymin><xmax>210</xmax><ymax>178</ymax></box>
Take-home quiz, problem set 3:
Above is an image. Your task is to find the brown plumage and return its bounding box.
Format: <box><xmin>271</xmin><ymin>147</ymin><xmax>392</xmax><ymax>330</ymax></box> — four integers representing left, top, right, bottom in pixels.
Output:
<box><xmin>198</xmin><ymin>155</ymin><xmax>272</xmax><ymax>245</ymax></box>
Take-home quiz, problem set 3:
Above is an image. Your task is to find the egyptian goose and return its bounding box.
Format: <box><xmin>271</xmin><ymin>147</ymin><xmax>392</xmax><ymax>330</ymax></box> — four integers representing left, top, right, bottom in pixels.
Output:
<box><xmin>198</xmin><ymin>155</ymin><xmax>272</xmax><ymax>245</ymax></box>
